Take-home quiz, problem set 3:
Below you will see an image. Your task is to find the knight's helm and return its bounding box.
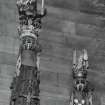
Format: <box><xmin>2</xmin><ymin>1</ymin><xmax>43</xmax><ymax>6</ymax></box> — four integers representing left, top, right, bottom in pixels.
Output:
<box><xmin>74</xmin><ymin>78</ymin><xmax>87</xmax><ymax>91</ymax></box>
<box><xmin>73</xmin><ymin>69</ymin><xmax>87</xmax><ymax>91</ymax></box>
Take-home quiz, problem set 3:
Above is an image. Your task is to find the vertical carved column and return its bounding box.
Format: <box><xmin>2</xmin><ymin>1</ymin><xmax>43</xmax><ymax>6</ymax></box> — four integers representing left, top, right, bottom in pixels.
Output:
<box><xmin>70</xmin><ymin>49</ymin><xmax>94</xmax><ymax>105</ymax></box>
<box><xmin>9</xmin><ymin>0</ymin><xmax>47</xmax><ymax>105</ymax></box>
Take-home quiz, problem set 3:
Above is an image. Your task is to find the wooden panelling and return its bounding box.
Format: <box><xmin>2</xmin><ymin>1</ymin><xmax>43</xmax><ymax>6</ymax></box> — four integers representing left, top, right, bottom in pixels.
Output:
<box><xmin>0</xmin><ymin>0</ymin><xmax>105</xmax><ymax>104</ymax></box>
